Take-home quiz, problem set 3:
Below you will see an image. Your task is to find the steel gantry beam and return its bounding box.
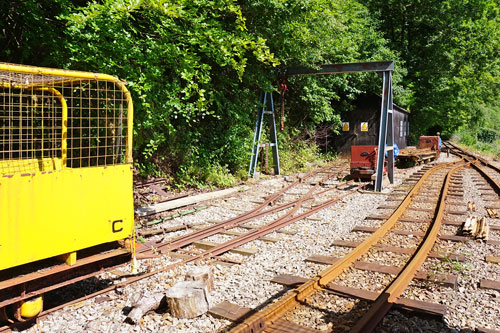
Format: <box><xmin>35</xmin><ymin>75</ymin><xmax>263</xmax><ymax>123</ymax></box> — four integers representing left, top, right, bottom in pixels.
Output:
<box><xmin>283</xmin><ymin>60</ymin><xmax>395</xmax><ymax>191</ymax></box>
<box><xmin>285</xmin><ymin>61</ymin><xmax>394</xmax><ymax>76</ymax></box>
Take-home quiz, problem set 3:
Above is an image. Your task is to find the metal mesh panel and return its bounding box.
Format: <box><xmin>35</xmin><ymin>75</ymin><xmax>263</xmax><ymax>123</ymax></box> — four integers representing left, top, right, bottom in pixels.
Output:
<box><xmin>0</xmin><ymin>69</ymin><xmax>129</xmax><ymax>175</ymax></box>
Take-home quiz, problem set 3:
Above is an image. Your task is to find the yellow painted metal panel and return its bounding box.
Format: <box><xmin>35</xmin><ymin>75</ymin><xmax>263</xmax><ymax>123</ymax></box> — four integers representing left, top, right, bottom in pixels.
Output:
<box><xmin>0</xmin><ymin>164</ymin><xmax>134</xmax><ymax>270</ymax></box>
<box><xmin>0</xmin><ymin>157</ymin><xmax>62</xmax><ymax>174</ymax></box>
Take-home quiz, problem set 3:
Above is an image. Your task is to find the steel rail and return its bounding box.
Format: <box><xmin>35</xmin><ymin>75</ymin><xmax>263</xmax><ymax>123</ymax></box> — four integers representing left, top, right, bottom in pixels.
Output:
<box><xmin>443</xmin><ymin>141</ymin><xmax>500</xmax><ymax>191</ymax></box>
<box><xmin>152</xmin><ymin>177</ymin><xmax>354</xmax><ymax>255</ymax></box>
<box><xmin>230</xmin><ymin>160</ymin><xmax>461</xmax><ymax>333</ymax></box>
<box><xmin>116</xmin><ymin>178</ymin><xmax>363</xmax><ymax>284</ymax></box>
<box><xmin>0</xmin><ymin>164</ymin><xmax>345</xmax><ymax>330</ymax></box>
<box><xmin>198</xmin><ymin>183</ymin><xmax>365</xmax><ymax>260</ymax></box>
<box><xmin>141</xmin><ymin>165</ymin><xmax>346</xmax><ymax>254</ymax></box>
<box><xmin>471</xmin><ymin>162</ymin><xmax>500</xmax><ymax>194</ymax></box>
<box><xmin>351</xmin><ymin>161</ymin><xmax>467</xmax><ymax>332</ymax></box>
<box><xmin>0</xmin><ymin>173</ymin><xmax>361</xmax><ymax>332</ymax></box>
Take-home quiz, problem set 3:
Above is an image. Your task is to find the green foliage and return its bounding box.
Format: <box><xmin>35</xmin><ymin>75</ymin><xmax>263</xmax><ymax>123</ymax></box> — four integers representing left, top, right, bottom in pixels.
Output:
<box><xmin>477</xmin><ymin>128</ymin><xmax>498</xmax><ymax>143</ymax></box>
<box><xmin>176</xmin><ymin>163</ymin><xmax>237</xmax><ymax>189</ymax></box>
<box><xmin>4</xmin><ymin>0</ymin><xmax>497</xmax><ymax>187</ymax></box>
<box><xmin>60</xmin><ymin>0</ymin><xmax>278</xmax><ymax>181</ymax></box>
<box><xmin>0</xmin><ymin>0</ymin><xmax>78</xmax><ymax>65</ymax></box>
<box><xmin>362</xmin><ymin>0</ymin><xmax>500</xmax><ymax>137</ymax></box>
<box><xmin>453</xmin><ymin>125</ymin><xmax>500</xmax><ymax>158</ymax></box>
<box><xmin>242</xmin><ymin>0</ymin><xmax>407</xmax><ymax>133</ymax></box>
<box><xmin>276</xmin><ymin>129</ymin><xmax>326</xmax><ymax>174</ymax></box>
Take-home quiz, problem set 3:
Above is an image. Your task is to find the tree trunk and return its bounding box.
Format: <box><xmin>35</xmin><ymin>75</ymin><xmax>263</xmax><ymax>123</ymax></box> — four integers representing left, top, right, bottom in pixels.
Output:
<box><xmin>165</xmin><ymin>280</ymin><xmax>210</xmax><ymax>318</ymax></box>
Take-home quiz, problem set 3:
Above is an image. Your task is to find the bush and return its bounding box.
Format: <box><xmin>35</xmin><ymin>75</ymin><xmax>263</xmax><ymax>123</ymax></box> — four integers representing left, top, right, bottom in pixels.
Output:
<box><xmin>477</xmin><ymin>128</ymin><xmax>498</xmax><ymax>143</ymax></box>
<box><xmin>457</xmin><ymin>130</ymin><xmax>476</xmax><ymax>146</ymax></box>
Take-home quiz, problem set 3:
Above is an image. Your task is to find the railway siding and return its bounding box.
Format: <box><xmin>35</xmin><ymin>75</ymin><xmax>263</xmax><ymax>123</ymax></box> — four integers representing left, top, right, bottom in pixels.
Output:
<box><xmin>6</xmin><ymin>149</ymin><xmax>500</xmax><ymax>332</ymax></box>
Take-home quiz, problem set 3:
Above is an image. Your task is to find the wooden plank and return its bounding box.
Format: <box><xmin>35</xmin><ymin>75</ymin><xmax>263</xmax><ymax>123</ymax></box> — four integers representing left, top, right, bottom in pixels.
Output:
<box><xmin>365</xmin><ymin>215</ymin><xmax>391</xmax><ymax>220</ymax></box>
<box><xmin>378</xmin><ymin>205</ymin><xmax>399</xmax><ymax>209</ymax></box>
<box><xmin>446</xmin><ymin>210</ymin><xmax>467</xmax><ymax>215</ymax></box>
<box><xmin>305</xmin><ymin>255</ymin><xmax>338</xmax><ymax>265</ymax></box>
<box><xmin>442</xmin><ymin>220</ymin><xmax>462</xmax><ymax>226</ymax></box>
<box><xmin>325</xmin><ymin>284</ymin><xmax>446</xmax><ymax>317</ymax></box>
<box><xmin>395</xmin><ymin>298</ymin><xmax>447</xmax><ymax>317</ymax></box>
<box><xmin>353</xmin><ymin>262</ymin><xmax>456</xmax><ymax>287</ymax></box>
<box><xmin>413</xmin><ymin>199</ymin><xmax>438</xmax><ymax>204</ymax></box>
<box><xmin>330</xmin><ymin>241</ymin><xmax>465</xmax><ymax>261</ymax></box>
<box><xmin>353</xmin><ymin>226</ymin><xmax>469</xmax><ymax>242</ymax></box>
<box><xmin>193</xmin><ymin>241</ymin><xmax>257</xmax><ymax>256</ymax></box>
<box><xmin>438</xmin><ymin>235</ymin><xmax>469</xmax><ymax>242</ymax></box>
<box><xmin>307</xmin><ymin>257</ymin><xmax>456</xmax><ymax>287</ymax></box>
<box><xmin>135</xmin><ymin>186</ymin><xmax>247</xmax><ymax>216</ymax></box>
<box><xmin>480</xmin><ymin>279</ymin><xmax>500</xmax><ymax>292</ymax></box>
<box><xmin>407</xmin><ymin>207</ymin><xmax>434</xmax><ymax>213</ymax></box>
<box><xmin>485</xmin><ymin>256</ymin><xmax>500</xmax><ymax>264</ymax></box>
<box><xmin>353</xmin><ymin>226</ymin><xmax>426</xmax><ymax>237</ymax></box>
<box><xmin>135</xmin><ymin>253</ymin><xmax>161</xmax><ymax>260</ymax></box>
<box><xmin>487</xmin><ymin>240</ymin><xmax>500</xmax><ymax>246</ymax></box>
<box><xmin>149</xmin><ymin>184</ymin><xmax>169</xmax><ymax>197</ymax></box>
<box><xmin>325</xmin><ymin>284</ymin><xmax>378</xmax><ymax>301</ymax></box>
<box><xmin>270</xmin><ymin>274</ymin><xmax>308</xmax><ymax>287</ymax></box>
<box><xmin>399</xmin><ymin>217</ymin><xmax>432</xmax><ymax>223</ymax></box>
<box><xmin>208</xmin><ymin>301</ymin><xmax>253</xmax><ymax>322</ymax></box>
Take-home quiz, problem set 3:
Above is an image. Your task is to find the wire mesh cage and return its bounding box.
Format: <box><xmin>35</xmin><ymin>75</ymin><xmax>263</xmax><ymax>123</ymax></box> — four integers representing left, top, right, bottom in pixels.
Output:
<box><xmin>0</xmin><ymin>63</ymin><xmax>133</xmax><ymax>175</ymax></box>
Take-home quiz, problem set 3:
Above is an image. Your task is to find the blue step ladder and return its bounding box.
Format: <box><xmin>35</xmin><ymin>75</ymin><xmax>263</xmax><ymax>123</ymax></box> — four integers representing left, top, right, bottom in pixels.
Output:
<box><xmin>248</xmin><ymin>91</ymin><xmax>280</xmax><ymax>178</ymax></box>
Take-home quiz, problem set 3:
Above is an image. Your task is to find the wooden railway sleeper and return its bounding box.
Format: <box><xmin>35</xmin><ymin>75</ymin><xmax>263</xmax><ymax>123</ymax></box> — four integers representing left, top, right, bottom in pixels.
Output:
<box><xmin>231</xmin><ymin>161</ymin><xmax>461</xmax><ymax>333</ymax></box>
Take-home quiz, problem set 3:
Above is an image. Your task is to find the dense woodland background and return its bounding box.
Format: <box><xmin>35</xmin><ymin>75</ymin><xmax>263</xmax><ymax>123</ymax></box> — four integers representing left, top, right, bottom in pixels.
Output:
<box><xmin>1</xmin><ymin>0</ymin><xmax>499</xmax><ymax>187</ymax></box>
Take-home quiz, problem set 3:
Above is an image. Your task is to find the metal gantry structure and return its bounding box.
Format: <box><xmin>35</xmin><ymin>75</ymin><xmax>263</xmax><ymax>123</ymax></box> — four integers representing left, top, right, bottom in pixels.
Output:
<box><xmin>249</xmin><ymin>60</ymin><xmax>394</xmax><ymax>191</ymax></box>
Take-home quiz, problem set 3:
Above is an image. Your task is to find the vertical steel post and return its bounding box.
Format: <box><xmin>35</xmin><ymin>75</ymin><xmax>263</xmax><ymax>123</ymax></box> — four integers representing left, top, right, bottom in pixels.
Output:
<box><xmin>386</xmin><ymin>72</ymin><xmax>394</xmax><ymax>184</ymax></box>
<box><xmin>375</xmin><ymin>71</ymin><xmax>391</xmax><ymax>191</ymax></box>
<box><xmin>249</xmin><ymin>91</ymin><xmax>266</xmax><ymax>177</ymax></box>
<box><xmin>268</xmin><ymin>93</ymin><xmax>280</xmax><ymax>175</ymax></box>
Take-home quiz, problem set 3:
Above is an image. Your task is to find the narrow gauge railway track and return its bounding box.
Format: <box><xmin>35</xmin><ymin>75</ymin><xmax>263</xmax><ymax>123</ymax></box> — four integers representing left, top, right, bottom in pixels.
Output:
<box><xmin>137</xmin><ymin>164</ymin><xmax>353</xmax><ymax>257</ymax></box>
<box><xmin>1</xmin><ymin>163</ymin><xmax>358</xmax><ymax>332</ymax></box>
<box><xmin>230</xmin><ymin>158</ymin><xmax>472</xmax><ymax>333</ymax></box>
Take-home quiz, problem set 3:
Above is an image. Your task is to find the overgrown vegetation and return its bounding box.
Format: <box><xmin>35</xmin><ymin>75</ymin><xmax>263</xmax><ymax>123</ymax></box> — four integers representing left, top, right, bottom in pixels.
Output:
<box><xmin>452</xmin><ymin>102</ymin><xmax>500</xmax><ymax>158</ymax></box>
<box><xmin>1</xmin><ymin>0</ymin><xmax>499</xmax><ymax>186</ymax></box>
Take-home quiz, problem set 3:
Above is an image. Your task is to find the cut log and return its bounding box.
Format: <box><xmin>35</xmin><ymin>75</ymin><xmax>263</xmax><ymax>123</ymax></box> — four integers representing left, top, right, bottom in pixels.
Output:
<box><xmin>165</xmin><ymin>280</ymin><xmax>211</xmax><ymax>318</ymax></box>
<box><xmin>186</xmin><ymin>266</ymin><xmax>214</xmax><ymax>291</ymax></box>
<box><xmin>125</xmin><ymin>292</ymin><xmax>166</xmax><ymax>324</ymax></box>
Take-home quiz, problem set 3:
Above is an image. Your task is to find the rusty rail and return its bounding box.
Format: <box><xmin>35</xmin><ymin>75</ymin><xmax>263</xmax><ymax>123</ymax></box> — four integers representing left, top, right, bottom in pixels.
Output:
<box><xmin>0</xmin><ymin>163</ymin><xmax>348</xmax><ymax>330</ymax></box>
<box><xmin>230</xmin><ymin>159</ymin><xmax>462</xmax><ymax>333</ymax></box>
<box><xmin>139</xmin><ymin>164</ymin><xmax>346</xmax><ymax>254</ymax></box>
<box><xmin>351</xmin><ymin>162</ymin><xmax>467</xmax><ymax>332</ymax></box>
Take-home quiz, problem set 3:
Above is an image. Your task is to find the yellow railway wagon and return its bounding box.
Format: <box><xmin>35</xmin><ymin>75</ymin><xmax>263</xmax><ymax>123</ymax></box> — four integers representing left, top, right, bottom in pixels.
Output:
<box><xmin>0</xmin><ymin>63</ymin><xmax>135</xmax><ymax>273</ymax></box>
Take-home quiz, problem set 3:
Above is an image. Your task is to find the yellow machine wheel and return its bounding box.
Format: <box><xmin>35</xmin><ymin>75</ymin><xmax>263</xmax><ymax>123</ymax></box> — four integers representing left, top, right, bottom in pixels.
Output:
<box><xmin>19</xmin><ymin>296</ymin><xmax>43</xmax><ymax>319</ymax></box>
<box><xmin>0</xmin><ymin>297</ymin><xmax>44</xmax><ymax>323</ymax></box>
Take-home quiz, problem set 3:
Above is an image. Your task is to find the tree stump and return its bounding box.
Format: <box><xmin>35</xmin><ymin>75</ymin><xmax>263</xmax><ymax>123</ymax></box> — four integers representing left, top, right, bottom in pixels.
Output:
<box><xmin>125</xmin><ymin>292</ymin><xmax>166</xmax><ymax>324</ymax></box>
<box><xmin>185</xmin><ymin>265</ymin><xmax>214</xmax><ymax>291</ymax></box>
<box><xmin>165</xmin><ymin>280</ymin><xmax>210</xmax><ymax>318</ymax></box>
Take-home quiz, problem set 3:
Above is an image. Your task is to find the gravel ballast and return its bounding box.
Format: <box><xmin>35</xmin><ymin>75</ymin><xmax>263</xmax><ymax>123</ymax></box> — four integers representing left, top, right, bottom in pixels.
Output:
<box><xmin>23</xmin><ymin>154</ymin><xmax>500</xmax><ymax>332</ymax></box>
